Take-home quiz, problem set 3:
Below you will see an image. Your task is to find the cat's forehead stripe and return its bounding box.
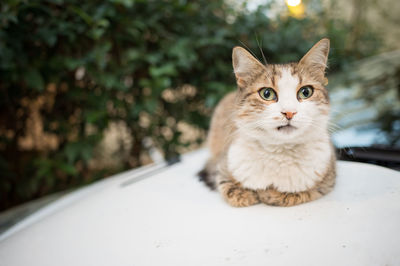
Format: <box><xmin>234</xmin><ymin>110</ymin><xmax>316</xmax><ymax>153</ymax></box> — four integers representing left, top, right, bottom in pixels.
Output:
<box><xmin>288</xmin><ymin>63</ymin><xmax>302</xmax><ymax>84</ymax></box>
<box><xmin>289</xmin><ymin>62</ymin><xmax>298</xmax><ymax>75</ymax></box>
<box><xmin>276</xmin><ymin>67</ymin><xmax>299</xmax><ymax>93</ymax></box>
<box><xmin>270</xmin><ymin>65</ymin><xmax>275</xmax><ymax>87</ymax></box>
<box><xmin>268</xmin><ymin>64</ymin><xmax>302</xmax><ymax>89</ymax></box>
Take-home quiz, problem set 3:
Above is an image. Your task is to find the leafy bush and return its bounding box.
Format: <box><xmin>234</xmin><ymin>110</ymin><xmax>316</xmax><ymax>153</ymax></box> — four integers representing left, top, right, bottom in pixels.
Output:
<box><xmin>0</xmin><ymin>0</ymin><xmax>379</xmax><ymax>210</ymax></box>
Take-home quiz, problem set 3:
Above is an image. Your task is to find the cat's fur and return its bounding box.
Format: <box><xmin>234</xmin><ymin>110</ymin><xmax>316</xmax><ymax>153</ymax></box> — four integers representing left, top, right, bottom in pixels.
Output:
<box><xmin>199</xmin><ymin>39</ymin><xmax>336</xmax><ymax>207</ymax></box>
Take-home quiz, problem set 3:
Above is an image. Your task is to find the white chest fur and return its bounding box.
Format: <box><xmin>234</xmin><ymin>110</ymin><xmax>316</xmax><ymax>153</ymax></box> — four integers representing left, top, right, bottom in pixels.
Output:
<box><xmin>227</xmin><ymin>137</ymin><xmax>332</xmax><ymax>192</ymax></box>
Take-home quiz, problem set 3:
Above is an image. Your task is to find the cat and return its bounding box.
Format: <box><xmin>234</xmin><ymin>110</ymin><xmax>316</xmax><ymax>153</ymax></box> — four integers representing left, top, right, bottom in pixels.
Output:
<box><xmin>199</xmin><ymin>38</ymin><xmax>336</xmax><ymax>207</ymax></box>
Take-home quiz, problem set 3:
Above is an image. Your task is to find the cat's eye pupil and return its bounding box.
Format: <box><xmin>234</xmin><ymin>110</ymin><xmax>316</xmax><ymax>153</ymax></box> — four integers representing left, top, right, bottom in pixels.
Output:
<box><xmin>302</xmin><ymin>88</ymin><xmax>310</xmax><ymax>97</ymax></box>
<box><xmin>263</xmin><ymin>89</ymin><xmax>271</xmax><ymax>99</ymax></box>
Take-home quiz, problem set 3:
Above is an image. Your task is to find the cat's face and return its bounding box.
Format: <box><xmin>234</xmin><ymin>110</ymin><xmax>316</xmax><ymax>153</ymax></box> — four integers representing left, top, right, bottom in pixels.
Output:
<box><xmin>232</xmin><ymin>39</ymin><xmax>330</xmax><ymax>144</ymax></box>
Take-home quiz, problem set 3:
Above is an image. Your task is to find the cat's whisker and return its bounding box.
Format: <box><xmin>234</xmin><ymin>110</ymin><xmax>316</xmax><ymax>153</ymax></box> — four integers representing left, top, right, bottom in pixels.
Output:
<box><xmin>308</xmin><ymin>121</ymin><xmax>340</xmax><ymax>134</ymax></box>
<box><xmin>327</xmin><ymin>121</ymin><xmax>343</xmax><ymax>131</ymax></box>
<box><xmin>238</xmin><ymin>40</ymin><xmax>262</xmax><ymax>64</ymax></box>
<box><xmin>255</xmin><ymin>34</ymin><xmax>267</xmax><ymax>65</ymax></box>
<box><xmin>329</xmin><ymin>108</ymin><xmax>342</xmax><ymax>114</ymax></box>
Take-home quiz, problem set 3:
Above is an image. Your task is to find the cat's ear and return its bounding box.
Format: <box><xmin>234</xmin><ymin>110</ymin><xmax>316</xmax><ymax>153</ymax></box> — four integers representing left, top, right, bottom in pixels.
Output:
<box><xmin>232</xmin><ymin>47</ymin><xmax>265</xmax><ymax>88</ymax></box>
<box><xmin>299</xmin><ymin>38</ymin><xmax>330</xmax><ymax>83</ymax></box>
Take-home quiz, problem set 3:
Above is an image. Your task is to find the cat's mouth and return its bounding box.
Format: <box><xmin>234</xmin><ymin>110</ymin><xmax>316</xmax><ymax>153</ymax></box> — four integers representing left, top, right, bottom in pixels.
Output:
<box><xmin>277</xmin><ymin>124</ymin><xmax>297</xmax><ymax>133</ymax></box>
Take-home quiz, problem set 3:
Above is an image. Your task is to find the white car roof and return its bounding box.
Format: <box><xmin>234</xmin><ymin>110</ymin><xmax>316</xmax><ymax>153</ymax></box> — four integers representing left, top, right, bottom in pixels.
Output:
<box><xmin>1</xmin><ymin>149</ymin><xmax>400</xmax><ymax>266</ymax></box>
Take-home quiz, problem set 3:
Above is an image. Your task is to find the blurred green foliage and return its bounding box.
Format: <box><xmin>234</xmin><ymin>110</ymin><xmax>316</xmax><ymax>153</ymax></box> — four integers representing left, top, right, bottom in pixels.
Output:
<box><xmin>0</xmin><ymin>0</ymin><xmax>379</xmax><ymax>210</ymax></box>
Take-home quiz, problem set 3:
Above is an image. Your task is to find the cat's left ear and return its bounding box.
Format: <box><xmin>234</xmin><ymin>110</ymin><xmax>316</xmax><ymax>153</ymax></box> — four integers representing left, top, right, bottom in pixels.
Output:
<box><xmin>299</xmin><ymin>38</ymin><xmax>330</xmax><ymax>84</ymax></box>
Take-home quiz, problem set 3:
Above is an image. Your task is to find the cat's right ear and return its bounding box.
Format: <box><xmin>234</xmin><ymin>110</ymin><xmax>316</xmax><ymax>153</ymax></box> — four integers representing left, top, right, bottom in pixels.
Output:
<box><xmin>298</xmin><ymin>38</ymin><xmax>330</xmax><ymax>83</ymax></box>
<box><xmin>232</xmin><ymin>47</ymin><xmax>265</xmax><ymax>88</ymax></box>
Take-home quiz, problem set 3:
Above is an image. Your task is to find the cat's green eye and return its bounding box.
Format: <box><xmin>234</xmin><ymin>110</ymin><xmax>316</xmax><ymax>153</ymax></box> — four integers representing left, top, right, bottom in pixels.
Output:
<box><xmin>258</xmin><ymin>87</ymin><xmax>277</xmax><ymax>101</ymax></box>
<box><xmin>297</xmin><ymin>86</ymin><xmax>314</xmax><ymax>100</ymax></box>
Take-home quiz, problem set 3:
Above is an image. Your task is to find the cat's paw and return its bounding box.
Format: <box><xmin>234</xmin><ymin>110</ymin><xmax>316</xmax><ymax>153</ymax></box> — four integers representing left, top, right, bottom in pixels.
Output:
<box><xmin>257</xmin><ymin>188</ymin><xmax>321</xmax><ymax>207</ymax></box>
<box><xmin>218</xmin><ymin>181</ymin><xmax>260</xmax><ymax>207</ymax></box>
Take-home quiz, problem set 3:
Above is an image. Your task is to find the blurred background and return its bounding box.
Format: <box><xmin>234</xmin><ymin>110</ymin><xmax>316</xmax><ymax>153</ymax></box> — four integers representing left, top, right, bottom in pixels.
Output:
<box><xmin>0</xmin><ymin>0</ymin><xmax>399</xmax><ymax>213</ymax></box>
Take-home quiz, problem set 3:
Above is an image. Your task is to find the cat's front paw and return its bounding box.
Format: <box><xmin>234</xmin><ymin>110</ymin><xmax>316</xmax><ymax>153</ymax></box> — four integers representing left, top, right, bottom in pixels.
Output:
<box><xmin>257</xmin><ymin>188</ymin><xmax>322</xmax><ymax>207</ymax></box>
<box><xmin>218</xmin><ymin>181</ymin><xmax>260</xmax><ymax>207</ymax></box>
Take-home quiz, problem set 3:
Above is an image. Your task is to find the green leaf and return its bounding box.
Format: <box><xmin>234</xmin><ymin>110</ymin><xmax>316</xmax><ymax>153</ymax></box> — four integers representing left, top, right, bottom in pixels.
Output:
<box><xmin>58</xmin><ymin>162</ymin><xmax>78</xmax><ymax>176</ymax></box>
<box><xmin>84</xmin><ymin>110</ymin><xmax>107</xmax><ymax>124</ymax></box>
<box><xmin>149</xmin><ymin>63</ymin><xmax>177</xmax><ymax>78</ymax></box>
<box><xmin>24</xmin><ymin>69</ymin><xmax>45</xmax><ymax>91</ymax></box>
<box><xmin>68</xmin><ymin>6</ymin><xmax>93</xmax><ymax>25</ymax></box>
<box><xmin>64</xmin><ymin>143</ymin><xmax>80</xmax><ymax>163</ymax></box>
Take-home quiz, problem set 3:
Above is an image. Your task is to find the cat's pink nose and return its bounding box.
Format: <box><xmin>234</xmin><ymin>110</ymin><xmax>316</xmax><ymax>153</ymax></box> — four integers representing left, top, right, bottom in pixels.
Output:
<box><xmin>281</xmin><ymin>111</ymin><xmax>297</xmax><ymax>120</ymax></box>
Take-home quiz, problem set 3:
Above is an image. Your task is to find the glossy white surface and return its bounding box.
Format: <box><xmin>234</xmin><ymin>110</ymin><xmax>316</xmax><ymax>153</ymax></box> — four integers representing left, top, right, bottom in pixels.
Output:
<box><xmin>1</xmin><ymin>149</ymin><xmax>400</xmax><ymax>266</ymax></box>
